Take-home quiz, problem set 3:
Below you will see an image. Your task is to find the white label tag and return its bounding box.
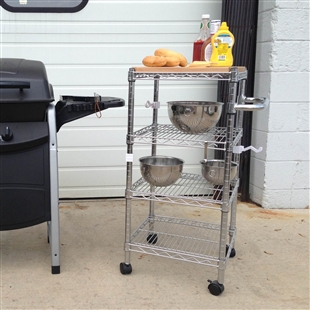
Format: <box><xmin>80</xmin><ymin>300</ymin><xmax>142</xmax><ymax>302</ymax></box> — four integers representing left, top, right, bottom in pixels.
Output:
<box><xmin>126</xmin><ymin>153</ymin><xmax>134</xmax><ymax>162</ymax></box>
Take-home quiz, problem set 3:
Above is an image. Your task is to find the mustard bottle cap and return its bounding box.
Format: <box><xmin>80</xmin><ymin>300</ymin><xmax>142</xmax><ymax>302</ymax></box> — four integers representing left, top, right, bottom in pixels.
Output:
<box><xmin>220</xmin><ymin>22</ymin><xmax>229</xmax><ymax>30</ymax></box>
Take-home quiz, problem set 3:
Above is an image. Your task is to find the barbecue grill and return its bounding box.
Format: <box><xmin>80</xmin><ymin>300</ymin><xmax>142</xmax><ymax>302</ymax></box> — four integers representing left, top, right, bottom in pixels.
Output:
<box><xmin>0</xmin><ymin>58</ymin><xmax>125</xmax><ymax>274</ymax></box>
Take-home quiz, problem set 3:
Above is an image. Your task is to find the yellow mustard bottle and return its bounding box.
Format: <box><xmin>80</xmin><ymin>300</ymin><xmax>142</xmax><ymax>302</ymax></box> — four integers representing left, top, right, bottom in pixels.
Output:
<box><xmin>210</xmin><ymin>22</ymin><xmax>234</xmax><ymax>66</ymax></box>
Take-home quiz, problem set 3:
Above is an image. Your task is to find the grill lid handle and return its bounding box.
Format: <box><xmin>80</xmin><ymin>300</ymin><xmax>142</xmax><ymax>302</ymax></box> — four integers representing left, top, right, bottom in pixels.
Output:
<box><xmin>0</xmin><ymin>81</ymin><xmax>30</xmax><ymax>91</ymax></box>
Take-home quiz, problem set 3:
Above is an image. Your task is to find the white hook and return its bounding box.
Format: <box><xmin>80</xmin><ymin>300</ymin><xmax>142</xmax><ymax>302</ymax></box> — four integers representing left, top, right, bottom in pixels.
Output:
<box><xmin>233</xmin><ymin>145</ymin><xmax>263</xmax><ymax>154</ymax></box>
<box><xmin>145</xmin><ymin>100</ymin><xmax>160</xmax><ymax>109</ymax></box>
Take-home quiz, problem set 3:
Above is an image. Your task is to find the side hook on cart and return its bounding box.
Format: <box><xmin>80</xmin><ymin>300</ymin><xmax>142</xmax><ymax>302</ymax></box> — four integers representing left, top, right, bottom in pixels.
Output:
<box><xmin>145</xmin><ymin>100</ymin><xmax>160</xmax><ymax>109</ymax></box>
<box><xmin>233</xmin><ymin>145</ymin><xmax>263</xmax><ymax>154</ymax></box>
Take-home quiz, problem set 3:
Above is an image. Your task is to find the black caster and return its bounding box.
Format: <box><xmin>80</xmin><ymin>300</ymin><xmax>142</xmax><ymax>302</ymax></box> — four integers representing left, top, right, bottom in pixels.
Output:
<box><xmin>147</xmin><ymin>233</ymin><xmax>158</xmax><ymax>244</ymax></box>
<box><xmin>120</xmin><ymin>262</ymin><xmax>132</xmax><ymax>275</ymax></box>
<box><xmin>226</xmin><ymin>245</ymin><xmax>236</xmax><ymax>258</ymax></box>
<box><xmin>208</xmin><ymin>280</ymin><xmax>224</xmax><ymax>296</ymax></box>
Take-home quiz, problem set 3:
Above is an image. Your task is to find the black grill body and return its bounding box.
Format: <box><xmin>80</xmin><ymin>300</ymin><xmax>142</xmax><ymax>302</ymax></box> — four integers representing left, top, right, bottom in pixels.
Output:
<box><xmin>0</xmin><ymin>59</ymin><xmax>53</xmax><ymax>231</ymax></box>
<box><xmin>0</xmin><ymin>122</ymin><xmax>51</xmax><ymax>230</ymax></box>
<box><xmin>0</xmin><ymin>58</ymin><xmax>125</xmax><ymax>274</ymax></box>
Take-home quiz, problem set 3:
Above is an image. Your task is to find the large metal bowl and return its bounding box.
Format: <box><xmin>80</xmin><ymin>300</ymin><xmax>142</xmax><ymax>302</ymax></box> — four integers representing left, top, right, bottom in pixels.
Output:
<box><xmin>139</xmin><ymin>155</ymin><xmax>184</xmax><ymax>187</ymax></box>
<box><xmin>167</xmin><ymin>101</ymin><xmax>224</xmax><ymax>134</ymax></box>
<box><xmin>200</xmin><ymin>159</ymin><xmax>238</xmax><ymax>185</ymax></box>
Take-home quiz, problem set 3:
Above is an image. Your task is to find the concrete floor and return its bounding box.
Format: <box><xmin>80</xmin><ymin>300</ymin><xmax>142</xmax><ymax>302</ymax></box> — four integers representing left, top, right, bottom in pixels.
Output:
<box><xmin>0</xmin><ymin>199</ymin><xmax>309</xmax><ymax>310</ymax></box>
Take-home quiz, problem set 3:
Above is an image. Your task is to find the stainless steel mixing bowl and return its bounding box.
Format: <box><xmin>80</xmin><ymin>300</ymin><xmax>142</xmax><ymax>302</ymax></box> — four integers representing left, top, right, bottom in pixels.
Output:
<box><xmin>139</xmin><ymin>155</ymin><xmax>184</xmax><ymax>187</ymax></box>
<box><xmin>200</xmin><ymin>159</ymin><xmax>238</xmax><ymax>185</ymax></box>
<box><xmin>167</xmin><ymin>101</ymin><xmax>224</xmax><ymax>134</ymax></box>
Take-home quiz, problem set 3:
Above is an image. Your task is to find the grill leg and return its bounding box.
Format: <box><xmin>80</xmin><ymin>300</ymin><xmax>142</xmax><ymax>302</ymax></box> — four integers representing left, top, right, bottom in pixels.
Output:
<box><xmin>48</xmin><ymin>104</ymin><xmax>60</xmax><ymax>274</ymax></box>
<box><xmin>47</xmin><ymin>220</ymin><xmax>60</xmax><ymax>274</ymax></box>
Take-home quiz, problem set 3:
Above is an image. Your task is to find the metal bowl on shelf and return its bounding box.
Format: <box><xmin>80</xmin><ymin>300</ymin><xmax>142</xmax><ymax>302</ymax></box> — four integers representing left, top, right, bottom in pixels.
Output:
<box><xmin>167</xmin><ymin>101</ymin><xmax>224</xmax><ymax>134</ymax></box>
<box><xmin>139</xmin><ymin>155</ymin><xmax>184</xmax><ymax>187</ymax></box>
<box><xmin>200</xmin><ymin>159</ymin><xmax>238</xmax><ymax>185</ymax></box>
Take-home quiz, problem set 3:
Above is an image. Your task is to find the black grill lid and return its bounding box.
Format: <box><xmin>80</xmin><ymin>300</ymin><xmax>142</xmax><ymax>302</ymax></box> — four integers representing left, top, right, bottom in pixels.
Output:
<box><xmin>0</xmin><ymin>58</ymin><xmax>54</xmax><ymax>103</ymax></box>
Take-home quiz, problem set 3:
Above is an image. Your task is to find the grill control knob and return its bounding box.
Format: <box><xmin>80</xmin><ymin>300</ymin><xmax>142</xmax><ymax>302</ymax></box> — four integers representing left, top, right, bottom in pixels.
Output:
<box><xmin>1</xmin><ymin>126</ymin><xmax>13</xmax><ymax>142</ymax></box>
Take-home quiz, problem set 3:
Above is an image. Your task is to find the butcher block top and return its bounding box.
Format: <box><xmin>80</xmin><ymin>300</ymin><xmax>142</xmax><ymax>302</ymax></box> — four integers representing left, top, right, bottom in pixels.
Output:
<box><xmin>133</xmin><ymin>66</ymin><xmax>246</xmax><ymax>73</ymax></box>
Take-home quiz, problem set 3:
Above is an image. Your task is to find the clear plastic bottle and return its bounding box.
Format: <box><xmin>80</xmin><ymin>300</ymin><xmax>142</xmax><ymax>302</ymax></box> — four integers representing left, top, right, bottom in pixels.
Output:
<box><xmin>192</xmin><ymin>14</ymin><xmax>210</xmax><ymax>61</ymax></box>
<box><xmin>200</xmin><ymin>20</ymin><xmax>221</xmax><ymax>62</ymax></box>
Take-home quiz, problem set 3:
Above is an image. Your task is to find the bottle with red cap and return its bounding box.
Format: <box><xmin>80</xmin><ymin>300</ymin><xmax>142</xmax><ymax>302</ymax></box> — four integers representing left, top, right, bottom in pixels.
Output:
<box><xmin>192</xmin><ymin>14</ymin><xmax>210</xmax><ymax>62</ymax></box>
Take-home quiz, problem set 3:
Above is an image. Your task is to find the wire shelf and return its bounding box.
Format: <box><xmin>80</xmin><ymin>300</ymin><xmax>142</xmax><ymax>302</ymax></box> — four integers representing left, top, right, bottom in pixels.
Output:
<box><xmin>128</xmin><ymin>215</ymin><xmax>236</xmax><ymax>267</ymax></box>
<box><xmin>130</xmin><ymin>173</ymin><xmax>239</xmax><ymax>209</ymax></box>
<box><xmin>131</xmin><ymin>125</ymin><xmax>243</xmax><ymax>150</ymax></box>
<box><xmin>133</xmin><ymin>71</ymin><xmax>233</xmax><ymax>81</ymax></box>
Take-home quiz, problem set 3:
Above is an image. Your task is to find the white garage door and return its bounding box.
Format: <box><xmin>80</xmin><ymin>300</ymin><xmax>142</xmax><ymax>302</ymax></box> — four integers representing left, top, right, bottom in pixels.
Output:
<box><xmin>0</xmin><ymin>0</ymin><xmax>221</xmax><ymax>198</ymax></box>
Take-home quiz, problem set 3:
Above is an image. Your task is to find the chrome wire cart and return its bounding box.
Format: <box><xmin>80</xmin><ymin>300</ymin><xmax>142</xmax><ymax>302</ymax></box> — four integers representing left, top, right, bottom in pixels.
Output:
<box><xmin>120</xmin><ymin>66</ymin><xmax>268</xmax><ymax>295</ymax></box>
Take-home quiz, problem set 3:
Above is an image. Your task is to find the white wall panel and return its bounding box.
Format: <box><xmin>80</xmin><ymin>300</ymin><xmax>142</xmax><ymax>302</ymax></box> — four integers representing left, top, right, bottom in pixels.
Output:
<box><xmin>0</xmin><ymin>0</ymin><xmax>222</xmax><ymax>198</ymax></box>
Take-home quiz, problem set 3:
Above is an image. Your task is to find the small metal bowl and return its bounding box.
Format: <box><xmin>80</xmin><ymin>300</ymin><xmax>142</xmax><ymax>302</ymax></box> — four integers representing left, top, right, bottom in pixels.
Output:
<box><xmin>167</xmin><ymin>101</ymin><xmax>224</xmax><ymax>134</ymax></box>
<box><xmin>140</xmin><ymin>155</ymin><xmax>184</xmax><ymax>187</ymax></box>
<box><xmin>200</xmin><ymin>159</ymin><xmax>238</xmax><ymax>185</ymax></box>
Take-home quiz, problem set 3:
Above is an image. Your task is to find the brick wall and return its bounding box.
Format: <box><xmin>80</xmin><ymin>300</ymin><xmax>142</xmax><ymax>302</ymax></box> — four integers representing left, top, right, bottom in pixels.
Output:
<box><xmin>250</xmin><ymin>0</ymin><xmax>309</xmax><ymax>208</ymax></box>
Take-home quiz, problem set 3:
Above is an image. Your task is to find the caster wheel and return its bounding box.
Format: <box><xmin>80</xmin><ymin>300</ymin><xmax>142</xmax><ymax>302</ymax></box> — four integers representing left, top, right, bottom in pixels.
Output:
<box><xmin>226</xmin><ymin>245</ymin><xmax>236</xmax><ymax>258</ymax></box>
<box><xmin>230</xmin><ymin>248</ymin><xmax>236</xmax><ymax>257</ymax></box>
<box><xmin>147</xmin><ymin>233</ymin><xmax>158</xmax><ymax>244</ymax></box>
<box><xmin>120</xmin><ymin>262</ymin><xmax>132</xmax><ymax>275</ymax></box>
<box><xmin>208</xmin><ymin>280</ymin><xmax>224</xmax><ymax>296</ymax></box>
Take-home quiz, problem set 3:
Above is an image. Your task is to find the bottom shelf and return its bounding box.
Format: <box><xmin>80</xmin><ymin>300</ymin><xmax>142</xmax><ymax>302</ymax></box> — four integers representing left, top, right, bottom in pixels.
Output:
<box><xmin>128</xmin><ymin>215</ymin><xmax>236</xmax><ymax>267</ymax></box>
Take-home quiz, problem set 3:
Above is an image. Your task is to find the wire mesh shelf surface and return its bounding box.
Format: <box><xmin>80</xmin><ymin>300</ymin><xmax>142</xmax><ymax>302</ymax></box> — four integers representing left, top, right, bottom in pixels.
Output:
<box><xmin>131</xmin><ymin>124</ymin><xmax>242</xmax><ymax>150</ymax></box>
<box><xmin>130</xmin><ymin>173</ymin><xmax>239</xmax><ymax>209</ymax></box>
<box><xmin>128</xmin><ymin>215</ymin><xmax>236</xmax><ymax>267</ymax></box>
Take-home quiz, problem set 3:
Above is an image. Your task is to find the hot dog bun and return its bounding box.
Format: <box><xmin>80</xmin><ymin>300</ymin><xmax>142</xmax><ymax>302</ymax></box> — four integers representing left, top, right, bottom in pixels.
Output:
<box><xmin>142</xmin><ymin>55</ymin><xmax>167</xmax><ymax>67</ymax></box>
<box><xmin>154</xmin><ymin>48</ymin><xmax>188</xmax><ymax>67</ymax></box>
<box><xmin>163</xmin><ymin>56</ymin><xmax>180</xmax><ymax>67</ymax></box>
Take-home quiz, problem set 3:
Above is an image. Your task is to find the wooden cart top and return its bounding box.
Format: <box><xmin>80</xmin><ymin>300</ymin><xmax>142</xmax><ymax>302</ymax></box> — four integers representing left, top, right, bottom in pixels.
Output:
<box><xmin>132</xmin><ymin>66</ymin><xmax>246</xmax><ymax>73</ymax></box>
